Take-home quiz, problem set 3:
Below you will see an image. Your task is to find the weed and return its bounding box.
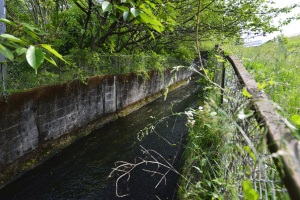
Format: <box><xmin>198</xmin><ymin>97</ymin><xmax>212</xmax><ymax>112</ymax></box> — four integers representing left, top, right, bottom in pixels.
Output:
<box><xmin>178</xmin><ymin>50</ymin><xmax>288</xmax><ymax>200</ymax></box>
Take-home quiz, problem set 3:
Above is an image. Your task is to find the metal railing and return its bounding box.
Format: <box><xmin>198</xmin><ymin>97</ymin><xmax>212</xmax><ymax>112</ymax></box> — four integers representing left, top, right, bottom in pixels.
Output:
<box><xmin>215</xmin><ymin>46</ymin><xmax>300</xmax><ymax>199</ymax></box>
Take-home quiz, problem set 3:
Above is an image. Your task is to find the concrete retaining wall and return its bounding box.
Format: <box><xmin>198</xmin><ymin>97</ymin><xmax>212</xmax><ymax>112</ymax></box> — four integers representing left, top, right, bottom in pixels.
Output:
<box><xmin>0</xmin><ymin>68</ymin><xmax>192</xmax><ymax>177</ymax></box>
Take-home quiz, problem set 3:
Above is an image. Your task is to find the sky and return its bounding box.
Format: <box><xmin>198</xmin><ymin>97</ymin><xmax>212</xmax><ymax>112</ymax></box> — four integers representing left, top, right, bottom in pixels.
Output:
<box><xmin>246</xmin><ymin>0</ymin><xmax>300</xmax><ymax>42</ymax></box>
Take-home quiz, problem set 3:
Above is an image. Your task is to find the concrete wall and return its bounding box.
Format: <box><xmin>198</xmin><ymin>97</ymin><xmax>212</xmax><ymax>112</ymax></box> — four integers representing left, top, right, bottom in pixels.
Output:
<box><xmin>0</xmin><ymin>68</ymin><xmax>192</xmax><ymax>175</ymax></box>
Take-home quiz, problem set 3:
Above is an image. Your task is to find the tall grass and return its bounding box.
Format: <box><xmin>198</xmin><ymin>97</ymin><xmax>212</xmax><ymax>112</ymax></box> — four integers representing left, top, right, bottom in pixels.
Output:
<box><xmin>178</xmin><ymin>51</ymin><xmax>287</xmax><ymax>200</ymax></box>
<box><xmin>286</xmin><ymin>35</ymin><xmax>300</xmax><ymax>52</ymax></box>
<box><xmin>223</xmin><ymin>41</ymin><xmax>300</xmax><ymax>117</ymax></box>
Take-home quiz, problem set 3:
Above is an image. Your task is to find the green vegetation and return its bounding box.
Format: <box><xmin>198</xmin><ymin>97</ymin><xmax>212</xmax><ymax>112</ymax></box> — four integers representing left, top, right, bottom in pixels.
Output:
<box><xmin>4</xmin><ymin>0</ymin><xmax>298</xmax><ymax>72</ymax></box>
<box><xmin>1</xmin><ymin>52</ymin><xmax>189</xmax><ymax>95</ymax></box>
<box><xmin>178</xmin><ymin>52</ymin><xmax>287</xmax><ymax>200</ymax></box>
<box><xmin>2</xmin><ymin>0</ymin><xmax>300</xmax><ymax>199</ymax></box>
<box><xmin>284</xmin><ymin>35</ymin><xmax>300</xmax><ymax>52</ymax></box>
<box><xmin>223</xmin><ymin>38</ymin><xmax>300</xmax><ymax>137</ymax></box>
<box><xmin>1</xmin><ymin>0</ymin><xmax>298</xmax><ymax>95</ymax></box>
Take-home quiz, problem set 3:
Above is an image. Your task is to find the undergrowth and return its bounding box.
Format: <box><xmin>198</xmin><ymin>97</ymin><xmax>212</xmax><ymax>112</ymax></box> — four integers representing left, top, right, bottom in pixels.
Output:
<box><xmin>177</xmin><ymin>51</ymin><xmax>288</xmax><ymax>200</ymax></box>
<box><xmin>223</xmin><ymin>40</ymin><xmax>300</xmax><ymax>138</ymax></box>
<box><xmin>223</xmin><ymin>41</ymin><xmax>300</xmax><ymax>116</ymax></box>
<box><xmin>0</xmin><ymin>51</ymin><xmax>191</xmax><ymax>96</ymax></box>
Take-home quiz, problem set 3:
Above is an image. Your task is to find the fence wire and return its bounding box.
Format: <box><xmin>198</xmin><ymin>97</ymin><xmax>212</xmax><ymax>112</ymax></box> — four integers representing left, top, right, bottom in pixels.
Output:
<box><xmin>213</xmin><ymin>61</ymin><xmax>288</xmax><ymax>199</ymax></box>
<box><xmin>0</xmin><ymin>55</ymin><xmax>191</xmax><ymax>97</ymax></box>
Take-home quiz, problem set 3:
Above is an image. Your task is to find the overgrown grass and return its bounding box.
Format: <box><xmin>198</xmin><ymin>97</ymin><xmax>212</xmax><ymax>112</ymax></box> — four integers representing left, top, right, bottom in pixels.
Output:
<box><xmin>223</xmin><ymin>41</ymin><xmax>300</xmax><ymax>118</ymax></box>
<box><xmin>178</xmin><ymin>51</ymin><xmax>287</xmax><ymax>200</ymax></box>
<box><xmin>285</xmin><ymin>35</ymin><xmax>300</xmax><ymax>52</ymax></box>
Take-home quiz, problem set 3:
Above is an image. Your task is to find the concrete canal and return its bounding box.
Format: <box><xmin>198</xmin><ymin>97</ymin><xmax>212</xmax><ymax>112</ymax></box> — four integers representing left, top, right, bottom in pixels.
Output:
<box><xmin>0</xmin><ymin>77</ymin><xmax>201</xmax><ymax>200</ymax></box>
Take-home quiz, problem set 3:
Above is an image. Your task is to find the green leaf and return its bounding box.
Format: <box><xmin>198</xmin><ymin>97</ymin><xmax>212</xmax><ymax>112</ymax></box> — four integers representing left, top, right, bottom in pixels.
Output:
<box><xmin>242</xmin><ymin>179</ymin><xmax>259</xmax><ymax>200</ymax></box>
<box><xmin>257</xmin><ymin>81</ymin><xmax>266</xmax><ymax>90</ymax></box>
<box><xmin>0</xmin><ymin>18</ymin><xmax>15</xmax><ymax>26</ymax></box>
<box><xmin>16</xmin><ymin>47</ymin><xmax>27</xmax><ymax>55</ymax></box>
<box><xmin>150</xmin><ymin>24</ymin><xmax>161</xmax><ymax>33</ymax></box>
<box><xmin>205</xmin><ymin>180</ymin><xmax>211</xmax><ymax>187</ymax></box>
<box><xmin>250</xmin><ymin>152</ymin><xmax>256</xmax><ymax>163</ymax></box>
<box><xmin>244</xmin><ymin>146</ymin><xmax>251</xmax><ymax>153</ymax></box>
<box><xmin>130</xmin><ymin>7</ymin><xmax>141</xmax><ymax>17</ymax></box>
<box><xmin>26</xmin><ymin>45</ymin><xmax>44</xmax><ymax>74</ymax></box>
<box><xmin>145</xmin><ymin>1</ymin><xmax>156</xmax><ymax>9</ymax></box>
<box><xmin>0</xmin><ymin>41</ymin><xmax>17</xmax><ymax>49</ymax></box>
<box><xmin>40</xmin><ymin>44</ymin><xmax>68</xmax><ymax>63</ymax></box>
<box><xmin>291</xmin><ymin>115</ymin><xmax>300</xmax><ymax>126</ymax></box>
<box><xmin>150</xmin><ymin>18</ymin><xmax>163</xmax><ymax>27</ymax></box>
<box><xmin>242</xmin><ymin>89</ymin><xmax>253</xmax><ymax>98</ymax></box>
<box><xmin>0</xmin><ymin>45</ymin><xmax>14</xmax><ymax>61</ymax></box>
<box><xmin>0</xmin><ymin>34</ymin><xmax>27</xmax><ymax>45</ymax></box>
<box><xmin>139</xmin><ymin>3</ymin><xmax>146</xmax><ymax>10</ymax></box>
<box><xmin>166</xmin><ymin>2</ymin><xmax>175</xmax><ymax>7</ymax></box>
<box><xmin>123</xmin><ymin>11</ymin><xmax>130</xmax><ymax>21</ymax></box>
<box><xmin>136</xmin><ymin>16</ymin><xmax>144</xmax><ymax>24</ymax></box>
<box><xmin>192</xmin><ymin>166</ymin><xmax>202</xmax><ymax>173</ymax></box>
<box><xmin>102</xmin><ymin>1</ymin><xmax>112</xmax><ymax>12</ymax></box>
<box><xmin>24</xmin><ymin>30</ymin><xmax>41</xmax><ymax>41</ymax></box>
<box><xmin>129</xmin><ymin>0</ymin><xmax>136</xmax><ymax>7</ymax></box>
<box><xmin>37</xmin><ymin>30</ymin><xmax>46</xmax><ymax>35</ymax></box>
<box><xmin>268</xmin><ymin>80</ymin><xmax>275</xmax><ymax>85</ymax></box>
<box><xmin>121</xmin><ymin>0</ymin><xmax>127</xmax><ymax>2</ymax></box>
<box><xmin>147</xmin><ymin>29</ymin><xmax>155</xmax><ymax>40</ymax></box>
<box><xmin>44</xmin><ymin>54</ymin><xmax>57</xmax><ymax>66</ymax></box>
<box><xmin>191</xmin><ymin>156</ymin><xmax>200</xmax><ymax>161</ymax></box>
<box><xmin>245</xmin><ymin>165</ymin><xmax>251</xmax><ymax>175</ymax></box>
<box><xmin>139</xmin><ymin>13</ymin><xmax>151</xmax><ymax>23</ymax></box>
<box><xmin>212</xmin><ymin>178</ymin><xmax>223</xmax><ymax>185</ymax></box>
<box><xmin>22</xmin><ymin>23</ymin><xmax>39</xmax><ymax>32</ymax></box>
<box><xmin>223</xmin><ymin>144</ymin><xmax>234</xmax><ymax>153</ymax></box>
<box><xmin>166</xmin><ymin>5</ymin><xmax>175</xmax><ymax>13</ymax></box>
<box><xmin>142</xmin><ymin>7</ymin><xmax>153</xmax><ymax>17</ymax></box>
<box><xmin>237</xmin><ymin>110</ymin><xmax>254</xmax><ymax>119</ymax></box>
<box><xmin>115</xmin><ymin>5</ymin><xmax>128</xmax><ymax>12</ymax></box>
<box><xmin>81</xmin><ymin>29</ymin><xmax>85</xmax><ymax>34</ymax></box>
<box><xmin>109</xmin><ymin>13</ymin><xmax>117</xmax><ymax>21</ymax></box>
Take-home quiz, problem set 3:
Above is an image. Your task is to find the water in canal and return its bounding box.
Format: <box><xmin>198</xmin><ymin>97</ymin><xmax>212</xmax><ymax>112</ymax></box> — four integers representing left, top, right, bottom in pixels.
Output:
<box><xmin>0</xmin><ymin>77</ymin><xmax>201</xmax><ymax>200</ymax></box>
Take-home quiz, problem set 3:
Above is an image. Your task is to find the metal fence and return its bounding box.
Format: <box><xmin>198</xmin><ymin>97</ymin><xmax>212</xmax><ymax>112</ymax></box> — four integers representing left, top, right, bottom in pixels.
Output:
<box><xmin>0</xmin><ymin>55</ymin><xmax>192</xmax><ymax>97</ymax></box>
<box><xmin>213</xmin><ymin>49</ymin><xmax>291</xmax><ymax>199</ymax></box>
<box><xmin>224</xmin><ymin>66</ymin><xmax>285</xmax><ymax>199</ymax></box>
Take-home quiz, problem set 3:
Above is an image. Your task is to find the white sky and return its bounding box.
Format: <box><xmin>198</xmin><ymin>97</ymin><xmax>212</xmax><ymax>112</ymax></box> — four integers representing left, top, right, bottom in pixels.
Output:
<box><xmin>247</xmin><ymin>0</ymin><xmax>300</xmax><ymax>42</ymax></box>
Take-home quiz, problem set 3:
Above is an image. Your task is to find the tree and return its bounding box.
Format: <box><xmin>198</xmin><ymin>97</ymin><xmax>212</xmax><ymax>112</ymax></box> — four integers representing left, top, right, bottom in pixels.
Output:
<box><xmin>277</xmin><ymin>34</ymin><xmax>289</xmax><ymax>45</ymax></box>
<box><xmin>0</xmin><ymin>18</ymin><xmax>67</xmax><ymax>74</ymax></box>
<box><xmin>4</xmin><ymin>0</ymin><xmax>300</xmax><ymax>56</ymax></box>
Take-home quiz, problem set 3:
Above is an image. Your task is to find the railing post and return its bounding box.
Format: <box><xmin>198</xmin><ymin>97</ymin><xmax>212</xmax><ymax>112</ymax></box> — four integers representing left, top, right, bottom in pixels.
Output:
<box><xmin>0</xmin><ymin>62</ymin><xmax>7</xmax><ymax>94</ymax></box>
<box><xmin>59</xmin><ymin>59</ymin><xmax>62</xmax><ymax>80</ymax></box>
<box><xmin>215</xmin><ymin>45</ymin><xmax>225</xmax><ymax>106</ymax></box>
<box><xmin>220</xmin><ymin>60</ymin><xmax>225</xmax><ymax>106</ymax></box>
<box><xmin>0</xmin><ymin>0</ymin><xmax>6</xmax><ymax>94</ymax></box>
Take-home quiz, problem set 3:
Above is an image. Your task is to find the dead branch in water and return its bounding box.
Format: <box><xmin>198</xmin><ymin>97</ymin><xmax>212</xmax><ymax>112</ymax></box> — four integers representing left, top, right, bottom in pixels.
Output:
<box><xmin>107</xmin><ymin>145</ymin><xmax>191</xmax><ymax>197</ymax></box>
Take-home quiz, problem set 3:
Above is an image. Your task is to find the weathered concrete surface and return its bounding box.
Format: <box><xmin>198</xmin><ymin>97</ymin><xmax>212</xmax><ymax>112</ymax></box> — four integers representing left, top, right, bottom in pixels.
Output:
<box><xmin>0</xmin><ymin>68</ymin><xmax>192</xmax><ymax>181</ymax></box>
